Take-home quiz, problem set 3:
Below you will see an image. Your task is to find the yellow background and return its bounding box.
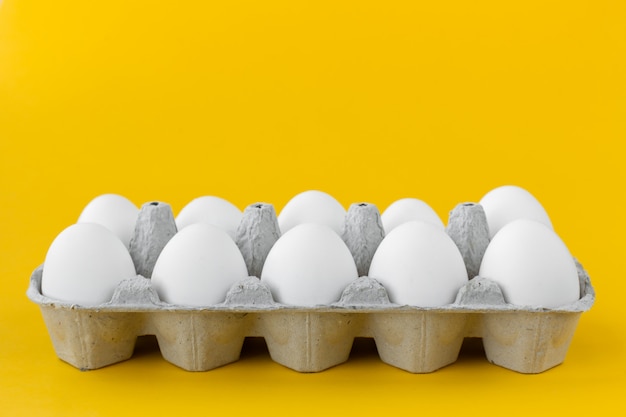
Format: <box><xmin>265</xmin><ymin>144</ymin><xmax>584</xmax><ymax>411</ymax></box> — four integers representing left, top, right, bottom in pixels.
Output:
<box><xmin>1</xmin><ymin>0</ymin><xmax>624</xmax><ymax>415</ymax></box>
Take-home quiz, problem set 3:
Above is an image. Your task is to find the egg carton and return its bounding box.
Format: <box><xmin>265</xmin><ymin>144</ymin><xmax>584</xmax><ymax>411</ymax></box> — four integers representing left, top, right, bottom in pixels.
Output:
<box><xmin>27</xmin><ymin>201</ymin><xmax>595</xmax><ymax>374</ymax></box>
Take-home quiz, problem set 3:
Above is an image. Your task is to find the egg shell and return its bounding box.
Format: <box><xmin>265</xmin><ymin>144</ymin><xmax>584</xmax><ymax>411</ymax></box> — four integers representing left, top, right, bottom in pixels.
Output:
<box><xmin>381</xmin><ymin>198</ymin><xmax>444</xmax><ymax>234</ymax></box>
<box><xmin>368</xmin><ymin>221</ymin><xmax>468</xmax><ymax>306</ymax></box>
<box><xmin>278</xmin><ymin>190</ymin><xmax>346</xmax><ymax>235</ymax></box>
<box><xmin>77</xmin><ymin>194</ymin><xmax>139</xmax><ymax>247</ymax></box>
<box><xmin>175</xmin><ymin>196</ymin><xmax>242</xmax><ymax>240</ymax></box>
<box><xmin>151</xmin><ymin>223</ymin><xmax>248</xmax><ymax>306</ymax></box>
<box><xmin>479</xmin><ymin>185</ymin><xmax>553</xmax><ymax>239</ymax></box>
<box><xmin>261</xmin><ymin>223</ymin><xmax>358</xmax><ymax>306</ymax></box>
<box><xmin>41</xmin><ymin>223</ymin><xmax>137</xmax><ymax>306</ymax></box>
<box><xmin>478</xmin><ymin>219</ymin><xmax>579</xmax><ymax>308</ymax></box>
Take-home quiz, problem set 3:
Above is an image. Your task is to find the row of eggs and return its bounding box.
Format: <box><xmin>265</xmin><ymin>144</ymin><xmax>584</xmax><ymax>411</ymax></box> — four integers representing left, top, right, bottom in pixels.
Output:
<box><xmin>72</xmin><ymin>186</ymin><xmax>553</xmax><ymax>247</ymax></box>
<box><xmin>41</xmin><ymin>187</ymin><xmax>580</xmax><ymax>308</ymax></box>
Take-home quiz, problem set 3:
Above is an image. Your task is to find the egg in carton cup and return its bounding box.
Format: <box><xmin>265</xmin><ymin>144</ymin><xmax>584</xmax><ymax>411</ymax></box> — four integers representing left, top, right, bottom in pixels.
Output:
<box><xmin>27</xmin><ymin>195</ymin><xmax>595</xmax><ymax>374</ymax></box>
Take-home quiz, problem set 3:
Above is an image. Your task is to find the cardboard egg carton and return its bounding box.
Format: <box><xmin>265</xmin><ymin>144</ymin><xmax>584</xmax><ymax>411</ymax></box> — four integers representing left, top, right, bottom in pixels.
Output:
<box><xmin>27</xmin><ymin>201</ymin><xmax>595</xmax><ymax>374</ymax></box>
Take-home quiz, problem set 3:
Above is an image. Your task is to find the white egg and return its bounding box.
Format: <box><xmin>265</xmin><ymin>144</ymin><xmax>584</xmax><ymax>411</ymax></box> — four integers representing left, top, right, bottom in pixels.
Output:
<box><xmin>368</xmin><ymin>221</ymin><xmax>468</xmax><ymax>307</ymax></box>
<box><xmin>381</xmin><ymin>198</ymin><xmax>444</xmax><ymax>234</ymax></box>
<box><xmin>261</xmin><ymin>223</ymin><xmax>358</xmax><ymax>306</ymax></box>
<box><xmin>77</xmin><ymin>194</ymin><xmax>139</xmax><ymax>247</ymax></box>
<box><xmin>151</xmin><ymin>223</ymin><xmax>248</xmax><ymax>306</ymax></box>
<box><xmin>278</xmin><ymin>190</ymin><xmax>346</xmax><ymax>235</ymax></box>
<box><xmin>42</xmin><ymin>223</ymin><xmax>137</xmax><ymax>306</ymax></box>
<box><xmin>175</xmin><ymin>196</ymin><xmax>242</xmax><ymax>240</ymax></box>
<box><xmin>479</xmin><ymin>185</ymin><xmax>553</xmax><ymax>239</ymax></box>
<box><xmin>478</xmin><ymin>219</ymin><xmax>579</xmax><ymax>308</ymax></box>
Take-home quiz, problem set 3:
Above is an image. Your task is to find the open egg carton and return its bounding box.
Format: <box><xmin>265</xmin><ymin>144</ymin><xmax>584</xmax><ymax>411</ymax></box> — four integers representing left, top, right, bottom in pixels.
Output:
<box><xmin>27</xmin><ymin>200</ymin><xmax>595</xmax><ymax>374</ymax></box>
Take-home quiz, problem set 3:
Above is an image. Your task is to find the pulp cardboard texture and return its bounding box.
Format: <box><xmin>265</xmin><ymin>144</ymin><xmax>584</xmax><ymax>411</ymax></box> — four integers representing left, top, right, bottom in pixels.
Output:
<box><xmin>27</xmin><ymin>201</ymin><xmax>595</xmax><ymax>374</ymax></box>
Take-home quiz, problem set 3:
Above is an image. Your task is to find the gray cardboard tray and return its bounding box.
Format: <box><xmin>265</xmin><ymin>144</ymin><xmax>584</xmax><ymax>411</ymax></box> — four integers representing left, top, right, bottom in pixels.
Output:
<box><xmin>27</xmin><ymin>200</ymin><xmax>595</xmax><ymax>374</ymax></box>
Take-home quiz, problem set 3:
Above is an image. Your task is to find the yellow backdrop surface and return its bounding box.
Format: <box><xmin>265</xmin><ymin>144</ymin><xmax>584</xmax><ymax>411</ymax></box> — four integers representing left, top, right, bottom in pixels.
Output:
<box><xmin>1</xmin><ymin>1</ymin><xmax>625</xmax><ymax>416</ymax></box>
